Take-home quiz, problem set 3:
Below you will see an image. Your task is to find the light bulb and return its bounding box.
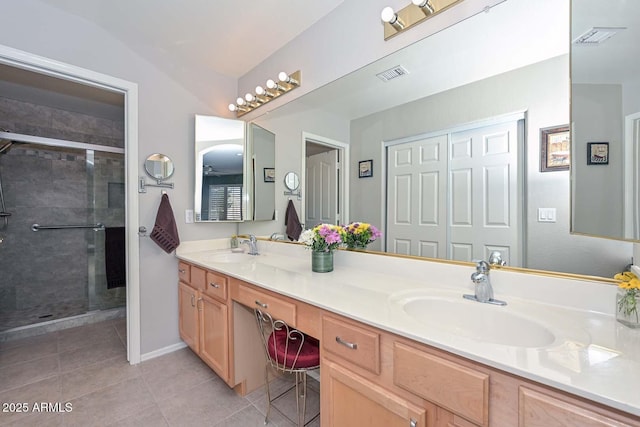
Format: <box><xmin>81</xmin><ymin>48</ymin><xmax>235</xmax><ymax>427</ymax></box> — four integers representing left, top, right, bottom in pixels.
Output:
<box><xmin>267</xmin><ymin>79</ymin><xmax>285</xmax><ymax>92</ymax></box>
<box><xmin>256</xmin><ymin>85</ymin><xmax>275</xmax><ymax>98</ymax></box>
<box><xmin>278</xmin><ymin>71</ymin><xmax>299</xmax><ymax>86</ymax></box>
<box><xmin>381</xmin><ymin>6</ymin><xmax>404</xmax><ymax>30</ymax></box>
<box><xmin>228</xmin><ymin>103</ymin><xmax>237</xmax><ymax>112</ymax></box>
<box><xmin>412</xmin><ymin>0</ymin><xmax>434</xmax><ymax>14</ymax></box>
<box><xmin>245</xmin><ymin>93</ymin><xmax>255</xmax><ymax>102</ymax></box>
<box><xmin>380</xmin><ymin>7</ymin><xmax>396</xmax><ymax>23</ymax></box>
<box><xmin>236</xmin><ymin>97</ymin><xmax>245</xmax><ymax>106</ymax></box>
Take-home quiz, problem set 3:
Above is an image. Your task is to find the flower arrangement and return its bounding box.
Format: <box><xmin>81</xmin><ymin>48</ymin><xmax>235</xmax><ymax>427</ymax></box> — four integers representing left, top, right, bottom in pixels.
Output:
<box><xmin>614</xmin><ymin>270</ymin><xmax>640</xmax><ymax>325</ymax></box>
<box><xmin>342</xmin><ymin>222</ymin><xmax>382</xmax><ymax>249</ymax></box>
<box><xmin>298</xmin><ymin>224</ymin><xmax>346</xmax><ymax>252</ymax></box>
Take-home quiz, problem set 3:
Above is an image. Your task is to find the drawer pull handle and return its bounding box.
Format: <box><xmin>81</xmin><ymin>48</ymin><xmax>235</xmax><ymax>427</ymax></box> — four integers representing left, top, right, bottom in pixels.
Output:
<box><xmin>190</xmin><ymin>294</ymin><xmax>195</xmax><ymax>307</ymax></box>
<box><xmin>335</xmin><ymin>336</ymin><xmax>358</xmax><ymax>350</ymax></box>
<box><xmin>209</xmin><ymin>282</ymin><xmax>220</xmax><ymax>289</ymax></box>
<box><xmin>179</xmin><ymin>269</ymin><xmax>186</xmax><ymax>274</ymax></box>
<box><xmin>255</xmin><ymin>300</ymin><xmax>268</xmax><ymax>308</ymax></box>
<box><xmin>410</xmin><ymin>419</ymin><xmax>417</xmax><ymax>427</ymax></box>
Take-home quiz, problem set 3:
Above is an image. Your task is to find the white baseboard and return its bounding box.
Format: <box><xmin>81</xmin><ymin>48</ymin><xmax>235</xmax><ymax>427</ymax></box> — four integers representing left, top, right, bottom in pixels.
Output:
<box><xmin>140</xmin><ymin>342</ymin><xmax>188</xmax><ymax>362</ymax></box>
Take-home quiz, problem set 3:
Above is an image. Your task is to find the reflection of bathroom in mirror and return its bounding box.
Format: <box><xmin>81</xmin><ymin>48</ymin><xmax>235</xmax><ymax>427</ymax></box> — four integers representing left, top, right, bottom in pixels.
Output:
<box><xmin>247</xmin><ymin>123</ymin><xmax>276</xmax><ymax>221</ymax></box>
<box><xmin>194</xmin><ymin>115</ymin><xmax>245</xmax><ymax>222</ymax></box>
<box><xmin>248</xmin><ymin>0</ymin><xmax>633</xmax><ymax>279</ymax></box>
<box><xmin>571</xmin><ymin>0</ymin><xmax>640</xmax><ymax>242</ymax></box>
<box><xmin>144</xmin><ymin>153</ymin><xmax>174</xmax><ymax>181</ymax></box>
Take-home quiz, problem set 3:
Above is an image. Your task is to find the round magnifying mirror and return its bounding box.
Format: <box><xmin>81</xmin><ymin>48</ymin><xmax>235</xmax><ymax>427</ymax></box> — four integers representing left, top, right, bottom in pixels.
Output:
<box><xmin>144</xmin><ymin>153</ymin><xmax>175</xmax><ymax>181</ymax></box>
<box><xmin>284</xmin><ymin>171</ymin><xmax>300</xmax><ymax>191</ymax></box>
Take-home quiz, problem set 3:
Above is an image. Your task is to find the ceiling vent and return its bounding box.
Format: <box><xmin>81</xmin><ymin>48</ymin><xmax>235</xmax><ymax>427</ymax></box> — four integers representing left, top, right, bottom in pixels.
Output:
<box><xmin>376</xmin><ymin>65</ymin><xmax>409</xmax><ymax>82</ymax></box>
<box><xmin>573</xmin><ymin>27</ymin><xmax>626</xmax><ymax>45</ymax></box>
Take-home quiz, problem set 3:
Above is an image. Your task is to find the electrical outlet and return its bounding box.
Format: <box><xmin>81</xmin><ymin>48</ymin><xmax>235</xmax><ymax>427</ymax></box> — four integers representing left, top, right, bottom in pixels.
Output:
<box><xmin>185</xmin><ymin>209</ymin><xmax>194</xmax><ymax>224</ymax></box>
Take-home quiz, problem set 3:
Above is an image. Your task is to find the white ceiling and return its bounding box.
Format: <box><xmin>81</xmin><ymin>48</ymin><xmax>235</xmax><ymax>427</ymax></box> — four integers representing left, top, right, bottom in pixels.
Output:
<box><xmin>36</xmin><ymin>0</ymin><xmax>345</xmax><ymax>79</ymax></box>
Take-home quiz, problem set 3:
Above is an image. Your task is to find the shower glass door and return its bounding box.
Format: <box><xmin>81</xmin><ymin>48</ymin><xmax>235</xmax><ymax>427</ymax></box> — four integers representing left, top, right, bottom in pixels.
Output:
<box><xmin>0</xmin><ymin>142</ymin><xmax>125</xmax><ymax>332</ymax></box>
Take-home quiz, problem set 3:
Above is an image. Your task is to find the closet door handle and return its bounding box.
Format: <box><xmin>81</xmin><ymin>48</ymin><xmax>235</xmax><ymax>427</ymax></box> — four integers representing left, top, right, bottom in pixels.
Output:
<box><xmin>255</xmin><ymin>300</ymin><xmax>268</xmax><ymax>309</ymax></box>
<box><xmin>335</xmin><ymin>336</ymin><xmax>358</xmax><ymax>350</ymax></box>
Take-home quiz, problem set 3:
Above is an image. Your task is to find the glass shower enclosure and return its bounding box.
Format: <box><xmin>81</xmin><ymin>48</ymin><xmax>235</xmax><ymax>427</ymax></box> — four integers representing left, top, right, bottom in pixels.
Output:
<box><xmin>0</xmin><ymin>133</ymin><xmax>125</xmax><ymax>332</ymax></box>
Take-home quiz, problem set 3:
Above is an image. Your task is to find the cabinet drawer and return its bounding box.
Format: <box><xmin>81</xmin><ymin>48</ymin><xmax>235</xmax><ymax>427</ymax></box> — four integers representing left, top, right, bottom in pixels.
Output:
<box><xmin>204</xmin><ymin>271</ymin><xmax>228</xmax><ymax>302</ymax></box>
<box><xmin>178</xmin><ymin>261</ymin><xmax>191</xmax><ymax>284</ymax></box>
<box><xmin>394</xmin><ymin>342</ymin><xmax>489</xmax><ymax>427</ymax></box>
<box><xmin>190</xmin><ymin>265</ymin><xmax>206</xmax><ymax>291</ymax></box>
<box><xmin>322</xmin><ymin>316</ymin><xmax>380</xmax><ymax>375</ymax></box>
<box><xmin>236</xmin><ymin>284</ymin><xmax>296</xmax><ymax>326</ymax></box>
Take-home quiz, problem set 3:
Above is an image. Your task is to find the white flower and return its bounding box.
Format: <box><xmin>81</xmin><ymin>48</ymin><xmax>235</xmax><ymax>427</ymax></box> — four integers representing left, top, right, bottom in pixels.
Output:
<box><xmin>298</xmin><ymin>229</ymin><xmax>315</xmax><ymax>246</ymax></box>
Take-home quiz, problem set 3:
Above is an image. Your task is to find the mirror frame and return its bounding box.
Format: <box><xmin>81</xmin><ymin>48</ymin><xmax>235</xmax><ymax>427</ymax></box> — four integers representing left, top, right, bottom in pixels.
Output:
<box><xmin>144</xmin><ymin>153</ymin><xmax>174</xmax><ymax>182</ymax></box>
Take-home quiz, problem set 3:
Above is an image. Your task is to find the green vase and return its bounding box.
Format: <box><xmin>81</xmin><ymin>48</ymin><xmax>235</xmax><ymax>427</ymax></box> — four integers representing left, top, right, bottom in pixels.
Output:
<box><xmin>347</xmin><ymin>242</ymin><xmax>368</xmax><ymax>251</ymax></box>
<box><xmin>312</xmin><ymin>251</ymin><xmax>334</xmax><ymax>273</ymax></box>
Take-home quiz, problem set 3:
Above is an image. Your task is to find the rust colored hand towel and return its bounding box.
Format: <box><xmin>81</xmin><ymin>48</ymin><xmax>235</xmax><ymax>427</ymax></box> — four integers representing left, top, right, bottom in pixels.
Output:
<box><xmin>150</xmin><ymin>193</ymin><xmax>180</xmax><ymax>253</ymax></box>
<box><xmin>285</xmin><ymin>199</ymin><xmax>303</xmax><ymax>241</ymax></box>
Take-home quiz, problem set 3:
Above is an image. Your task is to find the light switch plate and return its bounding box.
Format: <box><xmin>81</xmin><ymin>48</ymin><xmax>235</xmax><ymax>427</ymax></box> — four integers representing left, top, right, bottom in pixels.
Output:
<box><xmin>538</xmin><ymin>208</ymin><xmax>556</xmax><ymax>222</ymax></box>
<box><xmin>185</xmin><ymin>209</ymin><xmax>194</xmax><ymax>224</ymax></box>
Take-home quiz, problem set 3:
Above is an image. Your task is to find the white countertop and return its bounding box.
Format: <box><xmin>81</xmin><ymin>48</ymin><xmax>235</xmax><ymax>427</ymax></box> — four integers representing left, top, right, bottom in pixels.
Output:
<box><xmin>176</xmin><ymin>239</ymin><xmax>640</xmax><ymax>418</ymax></box>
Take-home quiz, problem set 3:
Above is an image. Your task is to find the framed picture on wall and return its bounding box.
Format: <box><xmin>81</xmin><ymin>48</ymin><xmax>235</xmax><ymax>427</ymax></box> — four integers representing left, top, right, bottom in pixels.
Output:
<box><xmin>587</xmin><ymin>142</ymin><xmax>609</xmax><ymax>165</ymax></box>
<box><xmin>359</xmin><ymin>160</ymin><xmax>373</xmax><ymax>178</ymax></box>
<box><xmin>263</xmin><ymin>168</ymin><xmax>275</xmax><ymax>182</ymax></box>
<box><xmin>540</xmin><ymin>125</ymin><xmax>570</xmax><ymax>172</ymax></box>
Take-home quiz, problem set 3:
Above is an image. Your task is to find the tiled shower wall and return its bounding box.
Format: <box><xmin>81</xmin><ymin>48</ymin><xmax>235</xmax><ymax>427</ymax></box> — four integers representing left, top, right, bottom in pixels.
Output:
<box><xmin>0</xmin><ymin>96</ymin><xmax>124</xmax><ymax>329</ymax></box>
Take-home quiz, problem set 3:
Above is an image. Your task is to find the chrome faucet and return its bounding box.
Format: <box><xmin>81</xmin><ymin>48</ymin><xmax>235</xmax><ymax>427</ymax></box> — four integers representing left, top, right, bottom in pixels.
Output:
<box><xmin>241</xmin><ymin>235</ymin><xmax>260</xmax><ymax>255</ymax></box>
<box><xmin>463</xmin><ymin>260</ymin><xmax>507</xmax><ymax>306</ymax></box>
<box><xmin>269</xmin><ymin>232</ymin><xmax>284</xmax><ymax>241</ymax></box>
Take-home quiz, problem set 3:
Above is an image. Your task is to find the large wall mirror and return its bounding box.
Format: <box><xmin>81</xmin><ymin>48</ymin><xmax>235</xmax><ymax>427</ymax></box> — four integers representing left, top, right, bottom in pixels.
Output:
<box><xmin>571</xmin><ymin>0</ymin><xmax>640</xmax><ymax>242</ymax></box>
<box><xmin>248</xmin><ymin>0</ymin><xmax>633</xmax><ymax>279</ymax></box>
<box><xmin>194</xmin><ymin>116</ymin><xmax>276</xmax><ymax>222</ymax></box>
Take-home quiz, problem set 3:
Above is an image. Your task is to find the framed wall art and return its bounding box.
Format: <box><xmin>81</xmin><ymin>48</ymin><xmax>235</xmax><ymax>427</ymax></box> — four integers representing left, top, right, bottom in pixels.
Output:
<box><xmin>587</xmin><ymin>142</ymin><xmax>609</xmax><ymax>165</ymax></box>
<box><xmin>540</xmin><ymin>125</ymin><xmax>570</xmax><ymax>172</ymax></box>
<box><xmin>263</xmin><ymin>167</ymin><xmax>275</xmax><ymax>182</ymax></box>
<box><xmin>358</xmin><ymin>159</ymin><xmax>373</xmax><ymax>178</ymax></box>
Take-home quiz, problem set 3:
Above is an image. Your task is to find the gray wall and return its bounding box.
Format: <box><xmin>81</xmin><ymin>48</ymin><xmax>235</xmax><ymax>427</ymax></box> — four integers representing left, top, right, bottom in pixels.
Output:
<box><xmin>0</xmin><ymin>0</ymin><xmax>237</xmax><ymax>353</ymax></box>
<box><xmin>572</xmin><ymin>84</ymin><xmax>624</xmax><ymax>239</ymax></box>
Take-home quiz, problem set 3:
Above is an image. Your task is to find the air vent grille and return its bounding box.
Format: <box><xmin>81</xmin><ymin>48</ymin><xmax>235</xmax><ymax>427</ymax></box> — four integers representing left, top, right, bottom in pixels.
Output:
<box><xmin>573</xmin><ymin>27</ymin><xmax>626</xmax><ymax>45</ymax></box>
<box><xmin>376</xmin><ymin>65</ymin><xmax>409</xmax><ymax>82</ymax></box>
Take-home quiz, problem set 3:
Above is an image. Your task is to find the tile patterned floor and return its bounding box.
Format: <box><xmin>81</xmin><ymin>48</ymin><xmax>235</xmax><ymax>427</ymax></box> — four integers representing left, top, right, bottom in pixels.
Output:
<box><xmin>0</xmin><ymin>318</ymin><xmax>320</xmax><ymax>426</ymax></box>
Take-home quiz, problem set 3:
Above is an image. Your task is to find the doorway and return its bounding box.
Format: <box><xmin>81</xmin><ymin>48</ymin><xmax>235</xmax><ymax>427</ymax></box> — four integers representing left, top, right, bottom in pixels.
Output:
<box><xmin>302</xmin><ymin>133</ymin><xmax>349</xmax><ymax>228</ymax></box>
<box><xmin>0</xmin><ymin>45</ymin><xmax>140</xmax><ymax>363</ymax></box>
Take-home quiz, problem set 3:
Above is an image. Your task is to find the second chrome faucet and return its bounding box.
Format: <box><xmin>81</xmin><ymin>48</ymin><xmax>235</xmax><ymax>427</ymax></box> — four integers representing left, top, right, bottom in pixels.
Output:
<box><xmin>463</xmin><ymin>259</ymin><xmax>507</xmax><ymax>306</ymax></box>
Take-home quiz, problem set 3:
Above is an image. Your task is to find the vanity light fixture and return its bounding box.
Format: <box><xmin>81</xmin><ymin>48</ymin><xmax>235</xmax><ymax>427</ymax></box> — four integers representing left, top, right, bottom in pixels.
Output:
<box><xmin>381</xmin><ymin>0</ymin><xmax>462</xmax><ymax>40</ymax></box>
<box><xmin>229</xmin><ymin>71</ymin><xmax>301</xmax><ymax>117</ymax></box>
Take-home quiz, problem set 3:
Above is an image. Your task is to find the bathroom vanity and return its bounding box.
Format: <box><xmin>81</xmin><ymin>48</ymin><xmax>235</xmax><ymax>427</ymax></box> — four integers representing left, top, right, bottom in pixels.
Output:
<box><xmin>176</xmin><ymin>239</ymin><xmax>640</xmax><ymax>426</ymax></box>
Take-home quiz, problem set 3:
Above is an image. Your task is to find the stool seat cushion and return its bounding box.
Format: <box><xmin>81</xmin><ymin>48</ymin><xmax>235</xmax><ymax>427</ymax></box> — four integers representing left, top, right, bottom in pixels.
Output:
<box><xmin>267</xmin><ymin>328</ymin><xmax>320</xmax><ymax>369</ymax></box>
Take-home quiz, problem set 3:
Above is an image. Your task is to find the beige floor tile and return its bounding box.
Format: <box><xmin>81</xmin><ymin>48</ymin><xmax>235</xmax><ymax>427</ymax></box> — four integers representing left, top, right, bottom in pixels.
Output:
<box><xmin>106</xmin><ymin>404</ymin><xmax>168</xmax><ymax>427</ymax></box>
<box><xmin>0</xmin><ymin>337</ymin><xmax>58</xmax><ymax>368</ymax></box>
<box><xmin>58</xmin><ymin>335</ymin><xmax>126</xmax><ymax>373</ymax></box>
<box><xmin>2</xmin><ymin>411</ymin><xmax>65</xmax><ymax>427</ymax></box>
<box><xmin>252</xmin><ymin>385</ymin><xmax>320</xmax><ymax>427</ymax></box>
<box><xmin>0</xmin><ymin>376</ymin><xmax>61</xmax><ymax>426</ymax></box>
<box><xmin>0</xmin><ymin>332</ymin><xmax>58</xmax><ymax>353</ymax></box>
<box><xmin>60</xmin><ymin>354</ymin><xmax>140</xmax><ymax>400</ymax></box>
<box><xmin>0</xmin><ymin>354</ymin><xmax>59</xmax><ymax>393</ymax></box>
<box><xmin>212</xmin><ymin>405</ymin><xmax>270</xmax><ymax>427</ymax></box>
<box><xmin>57</xmin><ymin>322</ymin><xmax>121</xmax><ymax>353</ymax></box>
<box><xmin>140</xmin><ymin>348</ymin><xmax>215</xmax><ymax>402</ymax></box>
<box><xmin>63</xmin><ymin>377</ymin><xmax>155</xmax><ymax>427</ymax></box>
<box><xmin>159</xmin><ymin>377</ymin><xmax>251</xmax><ymax>427</ymax></box>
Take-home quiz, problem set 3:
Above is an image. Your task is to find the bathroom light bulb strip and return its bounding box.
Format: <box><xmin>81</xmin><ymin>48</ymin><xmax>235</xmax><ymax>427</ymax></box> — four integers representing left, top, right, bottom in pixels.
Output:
<box><xmin>229</xmin><ymin>70</ymin><xmax>301</xmax><ymax>117</ymax></box>
<box><xmin>381</xmin><ymin>0</ymin><xmax>463</xmax><ymax>40</ymax></box>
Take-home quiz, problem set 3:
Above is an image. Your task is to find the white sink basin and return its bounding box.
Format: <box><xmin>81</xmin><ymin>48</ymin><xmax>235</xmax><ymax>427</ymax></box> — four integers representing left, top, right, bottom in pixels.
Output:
<box><xmin>397</xmin><ymin>295</ymin><xmax>556</xmax><ymax>348</ymax></box>
<box><xmin>204</xmin><ymin>252</ymin><xmax>258</xmax><ymax>263</ymax></box>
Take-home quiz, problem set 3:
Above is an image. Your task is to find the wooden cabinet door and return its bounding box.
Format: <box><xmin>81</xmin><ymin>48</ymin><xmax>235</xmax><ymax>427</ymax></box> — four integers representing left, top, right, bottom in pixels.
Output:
<box><xmin>322</xmin><ymin>358</ymin><xmax>427</xmax><ymax>427</ymax></box>
<box><xmin>199</xmin><ymin>292</ymin><xmax>229</xmax><ymax>382</ymax></box>
<box><xmin>178</xmin><ymin>281</ymin><xmax>199</xmax><ymax>353</ymax></box>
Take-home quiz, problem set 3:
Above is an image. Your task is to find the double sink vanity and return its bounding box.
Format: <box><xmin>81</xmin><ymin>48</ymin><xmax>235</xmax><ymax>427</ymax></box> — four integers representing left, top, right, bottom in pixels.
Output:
<box><xmin>176</xmin><ymin>238</ymin><xmax>640</xmax><ymax>426</ymax></box>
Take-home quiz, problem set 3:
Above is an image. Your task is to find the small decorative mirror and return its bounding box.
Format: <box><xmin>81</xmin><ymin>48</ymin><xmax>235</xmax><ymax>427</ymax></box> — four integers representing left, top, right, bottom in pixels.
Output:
<box><xmin>144</xmin><ymin>153</ymin><xmax>174</xmax><ymax>182</ymax></box>
<box><xmin>284</xmin><ymin>171</ymin><xmax>300</xmax><ymax>191</ymax></box>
